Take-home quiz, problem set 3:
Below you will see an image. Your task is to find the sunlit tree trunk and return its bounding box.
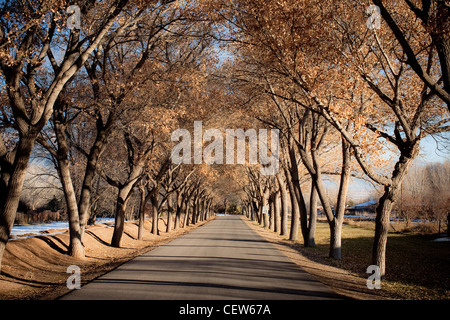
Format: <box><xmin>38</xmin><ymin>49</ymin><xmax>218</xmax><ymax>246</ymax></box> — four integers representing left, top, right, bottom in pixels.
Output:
<box><xmin>276</xmin><ymin>173</ymin><xmax>289</xmax><ymax>236</ymax></box>
<box><xmin>373</xmin><ymin>144</ymin><xmax>419</xmax><ymax>277</ymax></box>
<box><xmin>308</xmin><ymin>183</ymin><xmax>318</xmax><ymax>247</ymax></box>
<box><xmin>0</xmin><ymin>135</ymin><xmax>36</xmax><ymax>272</ymax></box>
<box><xmin>166</xmin><ymin>193</ymin><xmax>174</xmax><ymax>233</ymax></box>
<box><xmin>111</xmin><ymin>187</ymin><xmax>132</xmax><ymax>247</ymax></box>
<box><xmin>54</xmin><ymin>116</ymin><xmax>84</xmax><ymax>258</ymax></box>
<box><xmin>138</xmin><ymin>185</ymin><xmax>147</xmax><ymax>240</ymax></box>
<box><xmin>151</xmin><ymin>187</ymin><xmax>160</xmax><ymax>235</ymax></box>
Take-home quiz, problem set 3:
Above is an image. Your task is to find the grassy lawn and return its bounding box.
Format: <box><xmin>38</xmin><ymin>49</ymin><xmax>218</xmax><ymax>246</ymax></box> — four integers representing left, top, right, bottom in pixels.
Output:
<box><xmin>294</xmin><ymin>220</ymin><xmax>450</xmax><ymax>299</ymax></box>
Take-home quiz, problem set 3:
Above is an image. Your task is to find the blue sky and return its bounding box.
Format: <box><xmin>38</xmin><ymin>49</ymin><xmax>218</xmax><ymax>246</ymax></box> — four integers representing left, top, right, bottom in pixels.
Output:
<box><xmin>419</xmin><ymin>133</ymin><xmax>450</xmax><ymax>163</ymax></box>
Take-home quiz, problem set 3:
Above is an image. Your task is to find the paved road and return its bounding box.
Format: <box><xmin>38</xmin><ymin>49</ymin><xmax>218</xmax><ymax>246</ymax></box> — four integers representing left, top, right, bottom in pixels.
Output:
<box><xmin>61</xmin><ymin>216</ymin><xmax>341</xmax><ymax>300</ymax></box>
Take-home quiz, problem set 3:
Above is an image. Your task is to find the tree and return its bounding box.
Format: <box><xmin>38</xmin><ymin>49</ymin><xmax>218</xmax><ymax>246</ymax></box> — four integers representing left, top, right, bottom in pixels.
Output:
<box><xmin>275</xmin><ymin>169</ymin><xmax>289</xmax><ymax>237</ymax></box>
<box><xmin>32</xmin><ymin>0</ymin><xmax>213</xmax><ymax>255</ymax></box>
<box><xmin>0</xmin><ymin>0</ymin><xmax>144</xmax><ymax>270</ymax></box>
<box><xmin>161</xmin><ymin>165</ymin><xmax>195</xmax><ymax>231</ymax></box>
<box><xmin>100</xmin><ymin>126</ymin><xmax>155</xmax><ymax>247</ymax></box>
<box><xmin>214</xmin><ymin>0</ymin><xmax>449</xmax><ymax>274</ymax></box>
<box><xmin>227</xmin><ymin>24</ymin><xmax>352</xmax><ymax>256</ymax></box>
<box><xmin>371</xmin><ymin>0</ymin><xmax>450</xmax><ymax>110</ymax></box>
<box><xmin>324</xmin><ymin>0</ymin><xmax>450</xmax><ymax>274</ymax></box>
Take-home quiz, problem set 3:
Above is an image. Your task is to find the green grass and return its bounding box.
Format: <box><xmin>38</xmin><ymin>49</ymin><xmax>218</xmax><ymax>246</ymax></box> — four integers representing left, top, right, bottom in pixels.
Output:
<box><xmin>292</xmin><ymin>221</ymin><xmax>450</xmax><ymax>299</ymax></box>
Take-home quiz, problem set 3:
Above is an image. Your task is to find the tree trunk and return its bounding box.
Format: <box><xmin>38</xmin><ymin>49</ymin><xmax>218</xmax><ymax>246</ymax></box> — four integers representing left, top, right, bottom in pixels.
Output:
<box><xmin>110</xmin><ymin>163</ymin><xmax>142</xmax><ymax>247</ymax></box>
<box><xmin>54</xmin><ymin>117</ymin><xmax>85</xmax><ymax>258</ymax></box>
<box><xmin>202</xmin><ymin>199</ymin><xmax>208</xmax><ymax>221</ymax></box>
<box><xmin>184</xmin><ymin>200</ymin><xmax>191</xmax><ymax>227</ymax></box>
<box><xmin>166</xmin><ymin>194</ymin><xmax>173</xmax><ymax>233</ymax></box>
<box><xmin>276</xmin><ymin>174</ymin><xmax>289</xmax><ymax>236</ymax></box>
<box><xmin>433</xmin><ymin>2</ymin><xmax>450</xmax><ymax>111</ymax></box>
<box><xmin>307</xmin><ymin>183</ymin><xmax>318</xmax><ymax>247</ymax></box>
<box><xmin>328</xmin><ymin>139</ymin><xmax>351</xmax><ymax>259</ymax></box>
<box><xmin>57</xmin><ymin>148</ymin><xmax>84</xmax><ymax>258</ymax></box>
<box><xmin>138</xmin><ymin>186</ymin><xmax>146</xmax><ymax>240</ymax></box>
<box><xmin>0</xmin><ymin>150</ymin><xmax>15</xmax><ymax>208</ymax></box>
<box><xmin>262</xmin><ymin>187</ymin><xmax>270</xmax><ymax>228</ymax></box>
<box><xmin>174</xmin><ymin>206</ymin><xmax>181</xmax><ymax>229</ymax></box>
<box><xmin>285</xmin><ymin>167</ymin><xmax>299</xmax><ymax>241</ymax></box>
<box><xmin>288</xmin><ymin>143</ymin><xmax>309</xmax><ymax>243</ymax></box>
<box><xmin>253</xmin><ymin>201</ymin><xmax>261</xmax><ymax>224</ymax></box>
<box><xmin>205</xmin><ymin>199</ymin><xmax>209</xmax><ymax>220</ymax></box>
<box><xmin>174</xmin><ymin>200</ymin><xmax>181</xmax><ymax>230</ymax></box>
<box><xmin>198</xmin><ymin>198</ymin><xmax>204</xmax><ymax>222</ymax></box>
<box><xmin>372</xmin><ymin>144</ymin><xmax>419</xmax><ymax>277</ymax></box>
<box><xmin>78</xmin><ymin>126</ymin><xmax>110</xmax><ymax>241</ymax></box>
<box><xmin>447</xmin><ymin>212</ymin><xmax>449</xmax><ymax>237</ymax></box>
<box><xmin>192</xmin><ymin>199</ymin><xmax>198</xmax><ymax>224</ymax></box>
<box><xmin>184</xmin><ymin>188</ymin><xmax>196</xmax><ymax>227</ymax></box>
<box><xmin>329</xmin><ymin>219</ymin><xmax>342</xmax><ymax>259</ymax></box>
<box><xmin>166</xmin><ymin>210</ymin><xmax>173</xmax><ymax>232</ymax></box>
<box><xmin>274</xmin><ymin>190</ymin><xmax>281</xmax><ymax>233</ymax></box>
<box><xmin>111</xmin><ymin>189</ymin><xmax>130</xmax><ymax>247</ymax></box>
<box><xmin>174</xmin><ymin>190</ymin><xmax>184</xmax><ymax>230</ymax></box>
<box><xmin>269</xmin><ymin>195</ymin><xmax>275</xmax><ymax>230</ymax></box>
<box><xmin>151</xmin><ymin>189</ymin><xmax>159</xmax><ymax>235</ymax></box>
<box><xmin>372</xmin><ymin>189</ymin><xmax>393</xmax><ymax>278</ymax></box>
<box><xmin>0</xmin><ymin>134</ymin><xmax>36</xmax><ymax>272</ymax></box>
<box><xmin>207</xmin><ymin>199</ymin><xmax>212</xmax><ymax>219</ymax></box>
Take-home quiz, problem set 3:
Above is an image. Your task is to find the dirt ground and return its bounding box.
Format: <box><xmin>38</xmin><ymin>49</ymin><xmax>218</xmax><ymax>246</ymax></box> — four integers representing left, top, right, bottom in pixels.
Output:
<box><xmin>0</xmin><ymin>217</ymin><xmax>213</xmax><ymax>300</ymax></box>
<box><xmin>242</xmin><ymin>218</ymin><xmax>392</xmax><ymax>300</ymax></box>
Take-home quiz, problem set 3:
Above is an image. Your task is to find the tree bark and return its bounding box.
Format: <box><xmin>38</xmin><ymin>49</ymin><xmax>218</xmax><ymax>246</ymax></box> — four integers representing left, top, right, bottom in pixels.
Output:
<box><xmin>198</xmin><ymin>198</ymin><xmax>204</xmax><ymax>222</ymax></box>
<box><xmin>109</xmin><ymin>160</ymin><xmax>143</xmax><ymax>247</ymax></box>
<box><xmin>138</xmin><ymin>186</ymin><xmax>146</xmax><ymax>240</ymax></box>
<box><xmin>0</xmin><ymin>134</ymin><xmax>37</xmax><ymax>272</ymax></box>
<box><xmin>183</xmin><ymin>186</ymin><xmax>196</xmax><ymax>227</ymax></box>
<box><xmin>174</xmin><ymin>190</ymin><xmax>184</xmax><ymax>230</ymax></box>
<box><xmin>192</xmin><ymin>198</ymin><xmax>198</xmax><ymax>224</ymax></box>
<box><xmin>0</xmin><ymin>149</ymin><xmax>15</xmax><ymax>207</ymax></box>
<box><xmin>276</xmin><ymin>173</ymin><xmax>289</xmax><ymax>236</ymax></box>
<box><xmin>184</xmin><ymin>199</ymin><xmax>191</xmax><ymax>227</ymax></box>
<box><xmin>111</xmin><ymin>188</ymin><xmax>131</xmax><ymax>247</ymax></box>
<box><xmin>273</xmin><ymin>190</ymin><xmax>281</xmax><ymax>233</ymax></box>
<box><xmin>307</xmin><ymin>183</ymin><xmax>318</xmax><ymax>247</ymax></box>
<box><xmin>166</xmin><ymin>193</ymin><xmax>174</xmax><ymax>233</ymax></box>
<box><xmin>201</xmin><ymin>198</ymin><xmax>207</xmax><ymax>221</ymax></box>
<box><xmin>447</xmin><ymin>212</ymin><xmax>449</xmax><ymax>237</ymax></box>
<box><xmin>284</xmin><ymin>167</ymin><xmax>299</xmax><ymax>241</ymax></box>
<box><xmin>151</xmin><ymin>187</ymin><xmax>160</xmax><ymax>235</ymax></box>
<box><xmin>372</xmin><ymin>144</ymin><xmax>418</xmax><ymax>277</ymax></box>
<box><xmin>269</xmin><ymin>194</ymin><xmax>275</xmax><ymax>231</ymax></box>
<box><xmin>54</xmin><ymin>119</ymin><xmax>84</xmax><ymax>258</ymax></box>
<box><xmin>262</xmin><ymin>186</ymin><xmax>270</xmax><ymax>228</ymax></box>
<box><xmin>253</xmin><ymin>201</ymin><xmax>261</xmax><ymax>224</ymax></box>
<box><xmin>328</xmin><ymin>139</ymin><xmax>351</xmax><ymax>259</ymax></box>
<box><xmin>288</xmin><ymin>142</ymin><xmax>309</xmax><ymax>243</ymax></box>
<box><xmin>78</xmin><ymin>122</ymin><xmax>112</xmax><ymax>242</ymax></box>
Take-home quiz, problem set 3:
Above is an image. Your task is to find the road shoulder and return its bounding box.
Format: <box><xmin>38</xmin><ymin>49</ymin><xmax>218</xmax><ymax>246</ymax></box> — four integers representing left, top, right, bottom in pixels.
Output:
<box><xmin>241</xmin><ymin>216</ymin><xmax>391</xmax><ymax>300</ymax></box>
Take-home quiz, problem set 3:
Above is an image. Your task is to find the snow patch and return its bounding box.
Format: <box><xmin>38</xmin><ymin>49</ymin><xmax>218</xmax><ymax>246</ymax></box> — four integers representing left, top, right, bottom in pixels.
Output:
<box><xmin>11</xmin><ymin>218</ymin><xmax>115</xmax><ymax>240</ymax></box>
<box><xmin>434</xmin><ymin>237</ymin><xmax>450</xmax><ymax>242</ymax></box>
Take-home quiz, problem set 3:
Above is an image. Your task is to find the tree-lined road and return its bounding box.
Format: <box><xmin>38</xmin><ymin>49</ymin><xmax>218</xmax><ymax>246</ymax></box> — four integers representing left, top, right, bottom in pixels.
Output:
<box><xmin>61</xmin><ymin>216</ymin><xmax>341</xmax><ymax>300</ymax></box>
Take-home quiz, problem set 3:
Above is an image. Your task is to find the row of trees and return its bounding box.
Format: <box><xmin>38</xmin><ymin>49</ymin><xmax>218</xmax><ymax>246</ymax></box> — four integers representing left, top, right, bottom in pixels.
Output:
<box><xmin>218</xmin><ymin>0</ymin><xmax>450</xmax><ymax>277</ymax></box>
<box><xmin>0</xmin><ymin>0</ymin><xmax>222</xmax><ymax>271</ymax></box>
